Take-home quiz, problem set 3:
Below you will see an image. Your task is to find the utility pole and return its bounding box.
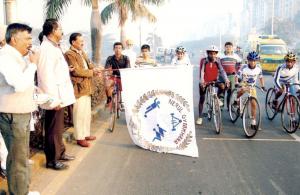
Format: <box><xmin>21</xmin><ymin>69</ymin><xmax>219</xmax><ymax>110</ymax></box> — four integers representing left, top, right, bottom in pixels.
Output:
<box><xmin>271</xmin><ymin>0</ymin><xmax>275</xmax><ymax>35</ymax></box>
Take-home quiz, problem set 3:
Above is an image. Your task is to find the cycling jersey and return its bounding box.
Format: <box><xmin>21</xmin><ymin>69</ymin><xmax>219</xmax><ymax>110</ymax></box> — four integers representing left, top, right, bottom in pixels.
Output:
<box><xmin>219</xmin><ymin>52</ymin><xmax>242</xmax><ymax>74</ymax></box>
<box><xmin>199</xmin><ymin>58</ymin><xmax>227</xmax><ymax>84</ymax></box>
<box><xmin>171</xmin><ymin>56</ymin><xmax>191</xmax><ymax>66</ymax></box>
<box><xmin>274</xmin><ymin>63</ymin><xmax>299</xmax><ymax>90</ymax></box>
<box><xmin>238</xmin><ymin>64</ymin><xmax>263</xmax><ymax>84</ymax></box>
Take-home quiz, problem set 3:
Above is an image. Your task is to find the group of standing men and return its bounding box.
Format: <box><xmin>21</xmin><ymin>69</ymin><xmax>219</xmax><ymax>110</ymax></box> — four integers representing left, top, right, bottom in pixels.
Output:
<box><xmin>0</xmin><ymin>18</ymin><xmax>103</xmax><ymax>195</ymax></box>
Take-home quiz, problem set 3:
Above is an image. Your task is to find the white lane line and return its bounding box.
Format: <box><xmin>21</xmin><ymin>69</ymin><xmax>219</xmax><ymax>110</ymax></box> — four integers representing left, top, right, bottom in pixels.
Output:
<box><xmin>269</xmin><ymin>179</ymin><xmax>287</xmax><ymax>195</ymax></box>
<box><xmin>202</xmin><ymin>137</ymin><xmax>298</xmax><ymax>142</ymax></box>
<box><xmin>289</xmin><ymin>133</ymin><xmax>300</xmax><ymax>142</ymax></box>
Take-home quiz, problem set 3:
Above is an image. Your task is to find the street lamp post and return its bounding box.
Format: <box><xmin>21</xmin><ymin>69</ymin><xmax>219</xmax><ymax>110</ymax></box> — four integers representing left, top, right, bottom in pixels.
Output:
<box><xmin>271</xmin><ymin>0</ymin><xmax>275</xmax><ymax>35</ymax></box>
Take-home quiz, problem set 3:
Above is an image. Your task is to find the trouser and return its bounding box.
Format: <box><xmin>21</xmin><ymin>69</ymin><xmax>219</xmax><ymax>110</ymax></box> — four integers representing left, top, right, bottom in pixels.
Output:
<box><xmin>0</xmin><ymin>113</ymin><xmax>31</xmax><ymax>195</ymax></box>
<box><xmin>198</xmin><ymin>84</ymin><xmax>207</xmax><ymax>117</ymax></box>
<box><xmin>73</xmin><ymin>96</ymin><xmax>91</xmax><ymax>140</ymax></box>
<box><xmin>44</xmin><ymin>109</ymin><xmax>66</xmax><ymax>163</ymax></box>
<box><xmin>0</xmin><ymin>132</ymin><xmax>8</xmax><ymax>170</ymax></box>
<box><xmin>218</xmin><ymin>74</ymin><xmax>236</xmax><ymax>108</ymax></box>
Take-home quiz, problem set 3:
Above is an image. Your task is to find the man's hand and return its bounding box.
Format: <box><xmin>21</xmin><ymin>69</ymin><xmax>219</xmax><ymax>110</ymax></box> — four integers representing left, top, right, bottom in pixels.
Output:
<box><xmin>29</xmin><ymin>50</ymin><xmax>40</xmax><ymax>65</ymax></box>
<box><xmin>200</xmin><ymin>82</ymin><xmax>206</xmax><ymax>88</ymax></box>
<box><xmin>225</xmin><ymin>80</ymin><xmax>230</xmax><ymax>88</ymax></box>
<box><xmin>69</xmin><ymin>65</ymin><xmax>75</xmax><ymax>72</ymax></box>
<box><xmin>54</xmin><ymin>105</ymin><xmax>62</xmax><ymax>111</ymax></box>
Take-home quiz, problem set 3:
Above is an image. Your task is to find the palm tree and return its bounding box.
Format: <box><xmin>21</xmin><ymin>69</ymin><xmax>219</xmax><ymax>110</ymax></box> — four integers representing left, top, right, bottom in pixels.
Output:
<box><xmin>101</xmin><ymin>0</ymin><xmax>164</xmax><ymax>46</ymax></box>
<box><xmin>46</xmin><ymin>0</ymin><xmax>102</xmax><ymax>64</ymax></box>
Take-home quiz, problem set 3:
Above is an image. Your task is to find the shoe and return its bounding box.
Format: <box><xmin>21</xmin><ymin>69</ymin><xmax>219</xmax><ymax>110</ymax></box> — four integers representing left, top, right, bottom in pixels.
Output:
<box><xmin>28</xmin><ymin>191</ymin><xmax>40</xmax><ymax>195</ymax></box>
<box><xmin>196</xmin><ymin>117</ymin><xmax>203</xmax><ymax>125</ymax></box>
<box><xmin>0</xmin><ymin>167</ymin><xmax>6</xmax><ymax>179</ymax></box>
<box><xmin>59</xmin><ymin>154</ymin><xmax>75</xmax><ymax>161</ymax></box>
<box><xmin>85</xmin><ymin>136</ymin><xmax>96</xmax><ymax>141</ymax></box>
<box><xmin>120</xmin><ymin>103</ymin><xmax>125</xmax><ymax>112</ymax></box>
<box><xmin>77</xmin><ymin>140</ymin><xmax>90</xmax><ymax>147</ymax></box>
<box><xmin>46</xmin><ymin>161</ymin><xmax>69</xmax><ymax>170</ymax></box>
<box><xmin>218</xmin><ymin>99</ymin><xmax>224</xmax><ymax>107</ymax></box>
<box><xmin>251</xmin><ymin>119</ymin><xmax>256</xmax><ymax>126</ymax></box>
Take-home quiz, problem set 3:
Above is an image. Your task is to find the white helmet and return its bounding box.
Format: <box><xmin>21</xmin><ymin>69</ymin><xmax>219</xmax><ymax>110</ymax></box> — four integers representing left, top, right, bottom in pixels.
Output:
<box><xmin>206</xmin><ymin>45</ymin><xmax>219</xmax><ymax>53</ymax></box>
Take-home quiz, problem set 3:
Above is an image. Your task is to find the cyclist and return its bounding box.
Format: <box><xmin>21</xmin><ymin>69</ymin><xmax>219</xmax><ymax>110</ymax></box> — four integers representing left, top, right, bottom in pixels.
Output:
<box><xmin>135</xmin><ymin>44</ymin><xmax>156</xmax><ymax>67</ymax></box>
<box><xmin>235</xmin><ymin>51</ymin><xmax>266</xmax><ymax>129</ymax></box>
<box><xmin>272</xmin><ymin>52</ymin><xmax>300</xmax><ymax>109</ymax></box>
<box><xmin>105</xmin><ymin>42</ymin><xmax>130</xmax><ymax>106</ymax></box>
<box><xmin>171</xmin><ymin>46</ymin><xmax>191</xmax><ymax>66</ymax></box>
<box><xmin>218</xmin><ymin>42</ymin><xmax>242</xmax><ymax>109</ymax></box>
<box><xmin>196</xmin><ymin>45</ymin><xmax>229</xmax><ymax>125</ymax></box>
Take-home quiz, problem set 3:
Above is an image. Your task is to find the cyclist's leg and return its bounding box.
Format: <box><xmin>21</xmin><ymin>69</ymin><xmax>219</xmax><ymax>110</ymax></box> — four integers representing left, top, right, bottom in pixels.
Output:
<box><xmin>198</xmin><ymin>84</ymin><xmax>207</xmax><ymax>116</ymax></box>
<box><xmin>226</xmin><ymin>75</ymin><xmax>236</xmax><ymax>109</ymax></box>
<box><xmin>250</xmin><ymin>89</ymin><xmax>257</xmax><ymax>125</ymax></box>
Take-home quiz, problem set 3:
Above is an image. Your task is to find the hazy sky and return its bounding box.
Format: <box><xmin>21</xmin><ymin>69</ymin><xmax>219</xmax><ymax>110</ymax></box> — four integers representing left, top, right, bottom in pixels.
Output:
<box><xmin>0</xmin><ymin>0</ymin><xmax>243</xmax><ymax>46</ymax></box>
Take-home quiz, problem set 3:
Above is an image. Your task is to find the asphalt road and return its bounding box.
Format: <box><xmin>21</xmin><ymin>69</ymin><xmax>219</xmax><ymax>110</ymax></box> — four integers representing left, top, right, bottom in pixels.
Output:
<box><xmin>56</xmin><ymin>66</ymin><xmax>300</xmax><ymax>195</ymax></box>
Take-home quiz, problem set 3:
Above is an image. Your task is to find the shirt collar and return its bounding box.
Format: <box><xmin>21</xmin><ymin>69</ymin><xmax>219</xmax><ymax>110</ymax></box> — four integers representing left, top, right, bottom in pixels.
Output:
<box><xmin>44</xmin><ymin>36</ymin><xmax>60</xmax><ymax>48</ymax></box>
<box><xmin>70</xmin><ymin>46</ymin><xmax>82</xmax><ymax>55</ymax></box>
<box><xmin>3</xmin><ymin>44</ymin><xmax>24</xmax><ymax>60</ymax></box>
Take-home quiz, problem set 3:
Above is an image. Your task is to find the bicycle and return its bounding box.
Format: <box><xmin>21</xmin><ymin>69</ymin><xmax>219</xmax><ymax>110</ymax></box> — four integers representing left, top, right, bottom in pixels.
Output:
<box><xmin>204</xmin><ymin>81</ymin><xmax>222</xmax><ymax>134</ymax></box>
<box><xmin>104</xmin><ymin>69</ymin><xmax>122</xmax><ymax>132</ymax></box>
<box><xmin>229</xmin><ymin>83</ymin><xmax>264</xmax><ymax>138</ymax></box>
<box><xmin>265</xmin><ymin>83</ymin><xmax>300</xmax><ymax>133</ymax></box>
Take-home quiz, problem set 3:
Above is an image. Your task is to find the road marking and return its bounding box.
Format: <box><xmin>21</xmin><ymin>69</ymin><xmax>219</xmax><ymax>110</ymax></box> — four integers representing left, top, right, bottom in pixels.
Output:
<box><xmin>202</xmin><ymin>137</ymin><xmax>298</xmax><ymax>142</ymax></box>
<box><xmin>289</xmin><ymin>133</ymin><xmax>300</xmax><ymax>142</ymax></box>
<box><xmin>269</xmin><ymin>179</ymin><xmax>287</xmax><ymax>195</ymax></box>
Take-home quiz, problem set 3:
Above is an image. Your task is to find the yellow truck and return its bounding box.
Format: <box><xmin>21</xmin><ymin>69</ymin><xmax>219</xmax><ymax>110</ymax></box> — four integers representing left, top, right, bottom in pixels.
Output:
<box><xmin>255</xmin><ymin>35</ymin><xmax>288</xmax><ymax>72</ymax></box>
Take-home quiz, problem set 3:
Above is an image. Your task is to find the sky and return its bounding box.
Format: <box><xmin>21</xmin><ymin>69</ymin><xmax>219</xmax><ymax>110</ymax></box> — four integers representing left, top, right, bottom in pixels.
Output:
<box><xmin>0</xmin><ymin>0</ymin><xmax>243</xmax><ymax>46</ymax></box>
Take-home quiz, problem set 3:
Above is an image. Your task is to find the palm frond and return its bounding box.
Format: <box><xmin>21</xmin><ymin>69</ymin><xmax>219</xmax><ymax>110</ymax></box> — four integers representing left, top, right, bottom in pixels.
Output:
<box><xmin>82</xmin><ymin>0</ymin><xmax>92</xmax><ymax>7</ymax></box>
<box><xmin>45</xmin><ymin>0</ymin><xmax>72</xmax><ymax>19</ymax></box>
<box><xmin>101</xmin><ymin>2</ymin><xmax>117</xmax><ymax>24</ymax></box>
<box><xmin>134</xmin><ymin>4</ymin><xmax>157</xmax><ymax>22</ymax></box>
<box><xmin>141</xmin><ymin>0</ymin><xmax>165</xmax><ymax>6</ymax></box>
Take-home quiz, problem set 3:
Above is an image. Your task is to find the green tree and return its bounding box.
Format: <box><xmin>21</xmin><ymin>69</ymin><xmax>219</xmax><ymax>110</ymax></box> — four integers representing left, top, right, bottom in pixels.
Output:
<box><xmin>46</xmin><ymin>0</ymin><xmax>103</xmax><ymax>64</ymax></box>
<box><xmin>101</xmin><ymin>0</ymin><xmax>164</xmax><ymax>46</ymax></box>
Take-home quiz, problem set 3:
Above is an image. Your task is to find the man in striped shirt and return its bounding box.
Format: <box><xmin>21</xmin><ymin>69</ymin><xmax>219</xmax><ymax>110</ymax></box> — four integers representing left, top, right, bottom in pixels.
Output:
<box><xmin>218</xmin><ymin>42</ymin><xmax>242</xmax><ymax>110</ymax></box>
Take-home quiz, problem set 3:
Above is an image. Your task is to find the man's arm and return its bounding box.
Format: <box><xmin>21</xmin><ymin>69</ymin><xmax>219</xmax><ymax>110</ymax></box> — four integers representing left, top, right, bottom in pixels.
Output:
<box><xmin>65</xmin><ymin>52</ymin><xmax>93</xmax><ymax>78</ymax></box>
<box><xmin>274</xmin><ymin>65</ymin><xmax>282</xmax><ymax>89</ymax></box>
<box><xmin>0</xmin><ymin>56</ymin><xmax>36</xmax><ymax>92</ymax></box>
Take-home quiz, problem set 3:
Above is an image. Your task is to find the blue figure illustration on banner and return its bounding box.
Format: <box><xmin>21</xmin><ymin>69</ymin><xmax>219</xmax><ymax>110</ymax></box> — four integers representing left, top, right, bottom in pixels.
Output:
<box><xmin>152</xmin><ymin>124</ymin><xmax>167</xmax><ymax>142</ymax></box>
<box><xmin>144</xmin><ymin>98</ymin><xmax>160</xmax><ymax>117</ymax></box>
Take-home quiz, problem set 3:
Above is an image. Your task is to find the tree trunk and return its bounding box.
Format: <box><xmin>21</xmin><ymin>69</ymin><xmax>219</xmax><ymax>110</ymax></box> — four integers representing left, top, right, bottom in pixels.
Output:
<box><xmin>91</xmin><ymin>0</ymin><xmax>102</xmax><ymax>65</ymax></box>
<box><xmin>120</xmin><ymin>23</ymin><xmax>126</xmax><ymax>47</ymax></box>
<box><xmin>4</xmin><ymin>0</ymin><xmax>17</xmax><ymax>24</ymax></box>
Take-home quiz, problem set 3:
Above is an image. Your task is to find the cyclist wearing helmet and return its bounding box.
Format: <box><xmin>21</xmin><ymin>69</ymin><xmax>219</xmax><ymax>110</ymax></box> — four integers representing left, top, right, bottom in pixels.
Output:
<box><xmin>235</xmin><ymin>51</ymin><xmax>266</xmax><ymax>129</ymax></box>
<box><xmin>171</xmin><ymin>46</ymin><xmax>191</xmax><ymax>66</ymax></box>
<box><xmin>272</xmin><ymin>52</ymin><xmax>300</xmax><ymax>108</ymax></box>
<box><xmin>218</xmin><ymin>42</ymin><xmax>242</xmax><ymax>109</ymax></box>
<box><xmin>196</xmin><ymin>45</ymin><xmax>229</xmax><ymax>125</ymax></box>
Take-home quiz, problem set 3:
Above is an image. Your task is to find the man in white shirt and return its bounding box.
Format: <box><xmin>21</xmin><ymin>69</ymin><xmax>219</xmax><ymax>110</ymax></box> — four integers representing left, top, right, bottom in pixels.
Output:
<box><xmin>38</xmin><ymin>19</ymin><xmax>76</xmax><ymax>171</ymax></box>
<box><xmin>0</xmin><ymin>23</ymin><xmax>40</xmax><ymax>195</ymax></box>
<box><xmin>0</xmin><ymin>24</ymin><xmax>8</xmax><ymax>180</ymax></box>
<box><xmin>122</xmin><ymin>39</ymin><xmax>136</xmax><ymax>68</ymax></box>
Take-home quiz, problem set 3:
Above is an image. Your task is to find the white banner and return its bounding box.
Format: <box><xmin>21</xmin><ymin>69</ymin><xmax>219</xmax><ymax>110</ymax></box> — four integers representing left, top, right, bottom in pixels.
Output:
<box><xmin>120</xmin><ymin>66</ymin><xmax>198</xmax><ymax>157</ymax></box>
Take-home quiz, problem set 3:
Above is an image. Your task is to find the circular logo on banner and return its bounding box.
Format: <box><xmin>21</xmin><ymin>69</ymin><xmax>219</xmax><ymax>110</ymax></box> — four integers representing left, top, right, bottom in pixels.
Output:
<box><xmin>128</xmin><ymin>90</ymin><xmax>193</xmax><ymax>153</ymax></box>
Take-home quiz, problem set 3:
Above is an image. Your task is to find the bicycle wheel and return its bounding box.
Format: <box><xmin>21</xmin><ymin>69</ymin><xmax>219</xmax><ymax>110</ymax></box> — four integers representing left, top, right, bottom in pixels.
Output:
<box><xmin>281</xmin><ymin>95</ymin><xmax>300</xmax><ymax>133</ymax></box>
<box><xmin>242</xmin><ymin>97</ymin><xmax>260</xmax><ymax>138</ymax></box>
<box><xmin>212</xmin><ymin>95</ymin><xmax>222</xmax><ymax>134</ymax></box>
<box><xmin>229</xmin><ymin>88</ymin><xmax>240</xmax><ymax>123</ymax></box>
<box><xmin>108</xmin><ymin>94</ymin><xmax>117</xmax><ymax>132</ymax></box>
<box><xmin>265</xmin><ymin>88</ymin><xmax>277</xmax><ymax>120</ymax></box>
